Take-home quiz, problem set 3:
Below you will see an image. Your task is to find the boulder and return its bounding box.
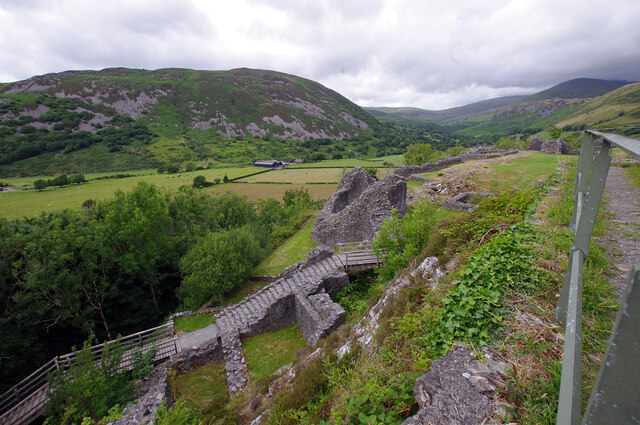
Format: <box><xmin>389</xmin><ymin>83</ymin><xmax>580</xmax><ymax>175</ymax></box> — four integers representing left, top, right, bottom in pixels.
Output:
<box><xmin>311</xmin><ymin>167</ymin><xmax>407</xmax><ymax>246</ymax></box>
<box><xmin>402</xmin><ymin>345</ymin><xmax>508</xmax><ymax>425</ymax></box>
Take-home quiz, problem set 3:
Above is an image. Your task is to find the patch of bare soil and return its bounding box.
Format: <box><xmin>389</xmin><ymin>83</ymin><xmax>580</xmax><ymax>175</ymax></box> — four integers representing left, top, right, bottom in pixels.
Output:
<box><xmin>597</xmin><ymin>164</ymin><xmax>640</xmax><ymax>296</ymax></box>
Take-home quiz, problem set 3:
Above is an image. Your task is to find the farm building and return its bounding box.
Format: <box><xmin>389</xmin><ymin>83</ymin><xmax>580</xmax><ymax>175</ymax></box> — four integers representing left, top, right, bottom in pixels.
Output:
<box><xmin>254</xmin><ymin>160</ymin><xmax>283</xmax><ymax>168</ymax></box>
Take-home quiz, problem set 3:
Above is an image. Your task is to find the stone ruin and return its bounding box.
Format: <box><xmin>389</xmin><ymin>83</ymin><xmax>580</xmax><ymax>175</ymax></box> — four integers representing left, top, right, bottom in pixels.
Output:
<box><xmin>527</xmin><ymin>136</ymin><xmax>577</xmax><ymax>155</ymax></box>
<box><xmin>311</xmin><ymin>167</ymin><xmax>408</xmax><ymax>247</ymax></box>
<box><xmin>209</xmin><ymin>246</ymin><xmax>350</xmax><ymax>395</ymax></box>
<box><xmin>394</xmin><ymin>147</ymin><xmax>519</xmax><ymax>178</ymax></box>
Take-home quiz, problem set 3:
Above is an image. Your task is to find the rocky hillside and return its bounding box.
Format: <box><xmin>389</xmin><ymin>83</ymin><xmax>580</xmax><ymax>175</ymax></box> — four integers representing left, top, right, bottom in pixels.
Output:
<box><xmin>0</xmin><ymin>68</ymin><xmax>379</xmax><ymax>175</ymax></box>
<box><xmin>0</xmin><ymin>67</ymin><xmax>373</xmax><ymax>140</ymax></box>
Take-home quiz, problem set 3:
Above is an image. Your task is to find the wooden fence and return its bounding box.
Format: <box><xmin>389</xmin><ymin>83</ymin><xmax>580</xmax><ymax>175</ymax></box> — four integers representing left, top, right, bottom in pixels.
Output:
<box><xmin>0</xmin><ymin>322</ymin><xmax>180</xmax><ymax>425</ymax></box>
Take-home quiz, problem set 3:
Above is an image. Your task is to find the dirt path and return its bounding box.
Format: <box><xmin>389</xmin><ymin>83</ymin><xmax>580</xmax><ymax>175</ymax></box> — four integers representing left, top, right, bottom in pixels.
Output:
<box><xmin>600</xmin><ymin>164</ymin><xmax>640</xmax><ymax>295</ymax></box>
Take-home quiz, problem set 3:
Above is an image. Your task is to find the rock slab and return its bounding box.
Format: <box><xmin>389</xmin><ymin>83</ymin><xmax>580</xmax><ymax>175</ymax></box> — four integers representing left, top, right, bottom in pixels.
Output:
<box><xmin>403</xmin><ymin>345</ymin><xmax>508</xmax><ymax>425</ymax></box>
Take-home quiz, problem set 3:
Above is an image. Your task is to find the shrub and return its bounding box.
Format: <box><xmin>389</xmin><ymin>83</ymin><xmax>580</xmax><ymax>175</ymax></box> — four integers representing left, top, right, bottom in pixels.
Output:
<box><xmin>154</xmin><ymin>400</ymin><xmax>203</xmax><ymax>425</ymax></box>
<box><xmin>45</xmin><ymin>339</ymin><xmax>134</xmax><ymax>425</ymax></box>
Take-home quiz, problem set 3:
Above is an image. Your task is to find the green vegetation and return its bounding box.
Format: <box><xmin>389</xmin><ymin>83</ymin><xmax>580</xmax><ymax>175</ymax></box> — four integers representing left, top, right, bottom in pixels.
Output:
<box><xmin>473</xmin><ymin>151</ymin><xmax>564</xmax><ymax>192</ymax></box>
<box><xmin>44</xmin><ymin>338</ymin><xmax>144</xmax><ymax>425</ymax></box>
<box><xmin>254</xmin><ymin>218</ymin><xmax>317</xmax><ymax>275</ymax></box>
<box><xmin>243</xmin><ymin>323</ymin><xmax>307</xmax><ymax>383</ymax></box>
<box><xmin>0</xmin><ymin>182</ymin><xmax>314</xmax><ymax>394</ymax></box>
<box><xmin>174</xmin><ymin>314</ymin><xmax>216</xmax><ymax>333</ymax></box>
<box><xmin>171</xmin><ymin>362</ymin><xmax>230</xmax><ymax>421</ymax></box>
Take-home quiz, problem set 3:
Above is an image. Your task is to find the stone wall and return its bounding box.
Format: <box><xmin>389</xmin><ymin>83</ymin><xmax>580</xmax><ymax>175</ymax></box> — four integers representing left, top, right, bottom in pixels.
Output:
<box><xmin>527</xmin><ymin>136</ymin><xmax>576</xmax><ymax>155</ymax></box>
<box><xmin>394</xmin><ymin>148</ymin><xmax>518</xmax><ymax>178</ymax></box>
<box><xmin>214</xmin><ymin>247</ymin><xmax>350</xmax><ymax>394</ymax></box>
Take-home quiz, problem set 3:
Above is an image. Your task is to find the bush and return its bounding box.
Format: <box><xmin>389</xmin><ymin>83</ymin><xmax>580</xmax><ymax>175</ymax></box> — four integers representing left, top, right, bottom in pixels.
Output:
<box><xmin>45</xmin><ymin>339</ymin><xmax>134</xmax><ymax>425</ymax></box>
<box><xmin>192</xmin><ymin>175</ymin><xmax>207</xmax><ymax>188</ymax></box>
<box><xmin>179</xmin><ymin>228</ymin><xmax>265</xmax><ymax>309</ymax></box>
<box><xmin>155</xmin><ymin>400</ymin><xmax>203</xmax><ymax>425</ymax></box>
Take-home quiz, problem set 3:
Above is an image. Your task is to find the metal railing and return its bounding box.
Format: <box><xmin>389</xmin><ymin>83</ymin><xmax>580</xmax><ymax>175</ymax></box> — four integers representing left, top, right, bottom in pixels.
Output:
<box><xmin>555</xmin><ymin>130</ymin><xmax>640</xmax><ymax>425</ymax></box>
<box><xmin>0</xmin><ymin>321</ymin><xmax>180</xmax><ymax>425</ymax></box>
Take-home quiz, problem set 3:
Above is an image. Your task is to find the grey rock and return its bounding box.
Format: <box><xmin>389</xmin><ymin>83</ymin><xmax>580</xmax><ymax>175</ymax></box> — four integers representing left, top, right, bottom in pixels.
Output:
<box><xmin>214</xmin><ymin>247</ymin><xmax>350</xmax><ymax>395</ymax></box>
<box><xmin>402</xmin><ymin>346</ymin><xmax>508</xmax><ymax>425</ymax></box>
<box><xmin>110</xmin><ymin>365</ymin><xmax>169</xmax><ymax>425</ymax></box>
<box><xmin>311</xmin><ymin>168</ymin><xmax>408</xmax><ymax>246</ymax></box>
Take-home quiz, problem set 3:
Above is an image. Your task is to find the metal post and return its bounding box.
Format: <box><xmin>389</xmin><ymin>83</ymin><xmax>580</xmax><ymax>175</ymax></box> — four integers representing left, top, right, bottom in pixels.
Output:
<box><xmin>557</xmin><ymin>249</ymin><xmax>584</xmax><ymax>425</ymax></box>
<box><xmin>573</xmin><ymin>140</ymin><xmax>611</xmax><ymax>256</ymax></box>
<box><xmin>571</xmin><ymin>133</ymin><xmax>597</xmax><ymax>230</ymax></box>
<box><xmin>556</xmin><ymin>138</ymin><xmax>611</xmax><ymax>325</ymax></box>
<box><xmin>583</xmin><ymin>266</ymin><xmax>640</xmax><ymax>424</ymax></box>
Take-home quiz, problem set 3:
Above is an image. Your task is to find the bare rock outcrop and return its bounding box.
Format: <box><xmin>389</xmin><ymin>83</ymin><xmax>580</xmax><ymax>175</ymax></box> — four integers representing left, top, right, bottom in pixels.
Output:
<box><xmin>311</xmin><ymin>168</ymin><xmax>407</xmax><ymax>246</ymax></box>
<box><xmin>403</xmin><ymin>345</ymin><xmax>508</xmax><ymax>425</ymax></box>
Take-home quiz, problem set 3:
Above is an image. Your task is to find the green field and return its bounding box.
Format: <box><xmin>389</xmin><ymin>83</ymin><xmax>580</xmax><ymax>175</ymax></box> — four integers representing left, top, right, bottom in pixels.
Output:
<box><xmin>240</xmin><ymin>168</ymin><xmax>344</xmax><ymax>184</ymax></box>
<box><xmin>206</xmin><ymin>183</ymin><xmax>337</xmax><ymax>203</ymax></box>
<box><xmin>0</xmin><ymin>167</ymin><xmax>268</xmax><ymax>219</ymax></box>
<box><xmin>472</xmin><ymin>151</ymin><xmax>568</xmax><ymax>191</ymax></box>
<box><xmin>290</xmin><ymin>154</ymin><xmax>404</xmax><ymax>169</ymax></box>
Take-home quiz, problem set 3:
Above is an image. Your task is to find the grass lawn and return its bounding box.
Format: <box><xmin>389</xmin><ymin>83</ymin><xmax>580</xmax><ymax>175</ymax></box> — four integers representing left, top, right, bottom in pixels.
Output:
<box><xmin>174</xmin><ymin>313</ymin><xmax>217</xmax><ymax>333</ymax></box>
<box><xmin>472</xmin><ymin>151</ymin><xmax>567</xmax><ymax>192</ymax></box>
<box><xmin>239</xmin><ymin>168</ymin><xmax>344</xmax><ymax>184</ymax></box>
<box><xmin>253</xmin><ymin>218</ymin><xmax>317</xmax><ymax>275</ymax></box>
<box><xmin>172</xmin><ymin>361</ymin><xmax>229</xmax><ymax>417</ymax></box>
<box><xmin>242</xmin><ymin>322</ymin><xmax>307</xmax><ymax>383</ymax></box>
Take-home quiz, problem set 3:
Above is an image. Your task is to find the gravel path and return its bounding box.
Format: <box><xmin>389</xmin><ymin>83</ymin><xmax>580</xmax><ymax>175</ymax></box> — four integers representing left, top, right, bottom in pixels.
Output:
<box><xmin>177</xmin><ymin>323</ymin><xmax>220</xmax><ymax>351</ymax></box>
<box><xmin>600</xmin><ymin>164</ymin><xmax>640</xmax><ymax>296</ymax></box>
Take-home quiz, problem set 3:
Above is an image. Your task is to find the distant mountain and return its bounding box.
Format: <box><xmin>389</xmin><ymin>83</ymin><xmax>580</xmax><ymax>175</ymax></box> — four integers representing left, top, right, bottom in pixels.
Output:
<box><xmin>366</xmin><ymin>95</ymin><xmax>527</xmax><ymax>124</ymax></box>
<box><xmin>525</xmin><ymin>78</ymin><xmax>632</xmax><ymax>101</ymax></box>
<box><xmin>368</xmin><ymin>78</ymin><xmax>638</xmax><ymax>137</ymax></box>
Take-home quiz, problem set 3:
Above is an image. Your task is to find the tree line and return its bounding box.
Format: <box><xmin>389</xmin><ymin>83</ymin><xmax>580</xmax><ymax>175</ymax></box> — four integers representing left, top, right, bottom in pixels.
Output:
<box><xmin>0</xmin><ymin>182</ymin><xmax>315</xmax><ymax>393</ymax></box>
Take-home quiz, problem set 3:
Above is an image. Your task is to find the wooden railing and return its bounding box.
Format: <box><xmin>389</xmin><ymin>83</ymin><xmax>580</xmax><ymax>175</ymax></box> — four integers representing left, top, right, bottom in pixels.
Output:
<box><xmin>337</xmin><ymin>241</ymin><xmax>382</xmax><ymax>271</ymax></box>
<box><xmin>555</xmin><ymin>130</ymin><xmax>640</xmax><ymax>424</ymax></box>
<box><xmin>0</xmin><ymin>322</ymin><xmax>180</xmax><ymax>425</ymax></box>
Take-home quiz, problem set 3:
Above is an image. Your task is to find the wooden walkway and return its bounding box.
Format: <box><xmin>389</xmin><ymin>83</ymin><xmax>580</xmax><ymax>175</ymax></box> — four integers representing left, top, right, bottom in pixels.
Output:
<box><xmin>337</xmin><ymin>241</ymin><xmax>382</xmax><ymax>272</ymax></box>
<box><xmin>0</xmin><ymin>322</ymin><xmax>180</xmax><ymax>425</ymax></box>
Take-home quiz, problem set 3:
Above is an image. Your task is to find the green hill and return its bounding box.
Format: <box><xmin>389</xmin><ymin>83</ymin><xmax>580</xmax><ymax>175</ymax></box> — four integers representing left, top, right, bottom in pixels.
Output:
<box><xmin>0</xmin><ymin>68</ymin><xmax>376</xmax><ymax>176</ymax></box>
<box><xmin>525</xmin><ymin>78</ymin><xmax>632</xmax><ymax>101</ymax></box>
<box><xmin>369</xmin><ymin>78</ymin><xmax>639</xmax><ymax>138</ymax></box>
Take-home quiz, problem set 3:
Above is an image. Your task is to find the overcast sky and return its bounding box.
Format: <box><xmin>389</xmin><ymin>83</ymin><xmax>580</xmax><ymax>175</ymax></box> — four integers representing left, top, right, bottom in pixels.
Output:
<box><xmin>1</xmin><ymin>0</ymin><xmax>639</xmax><ymax>110</ymax></box>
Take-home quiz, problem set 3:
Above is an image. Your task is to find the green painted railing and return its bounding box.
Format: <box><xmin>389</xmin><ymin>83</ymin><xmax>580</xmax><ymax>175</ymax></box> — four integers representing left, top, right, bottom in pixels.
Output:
<box><xmin>555</xmin><ymin>130</ymin><xmax>640</xmax><ymax>425</ymax></box>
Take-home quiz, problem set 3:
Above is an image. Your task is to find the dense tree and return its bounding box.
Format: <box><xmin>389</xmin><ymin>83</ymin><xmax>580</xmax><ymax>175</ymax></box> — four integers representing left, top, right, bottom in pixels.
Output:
<box><xmin>33</xmin><ymin>179</ymin><xmax>47</xmax><ymax>191</ymax></box>
<box><xmin>404</xmin><ymin>143</ymin><xmax>438</xmax><ymax>166</ymax></box>
<box><xmin>179</xmin><ymin>228</ymin><xmax>265</xmax><ymax>309</ymax></box>
<box><xmin>100</xmin><ymin>182</ymin><xmax>173</xmax><ymax>310</ymax></box>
